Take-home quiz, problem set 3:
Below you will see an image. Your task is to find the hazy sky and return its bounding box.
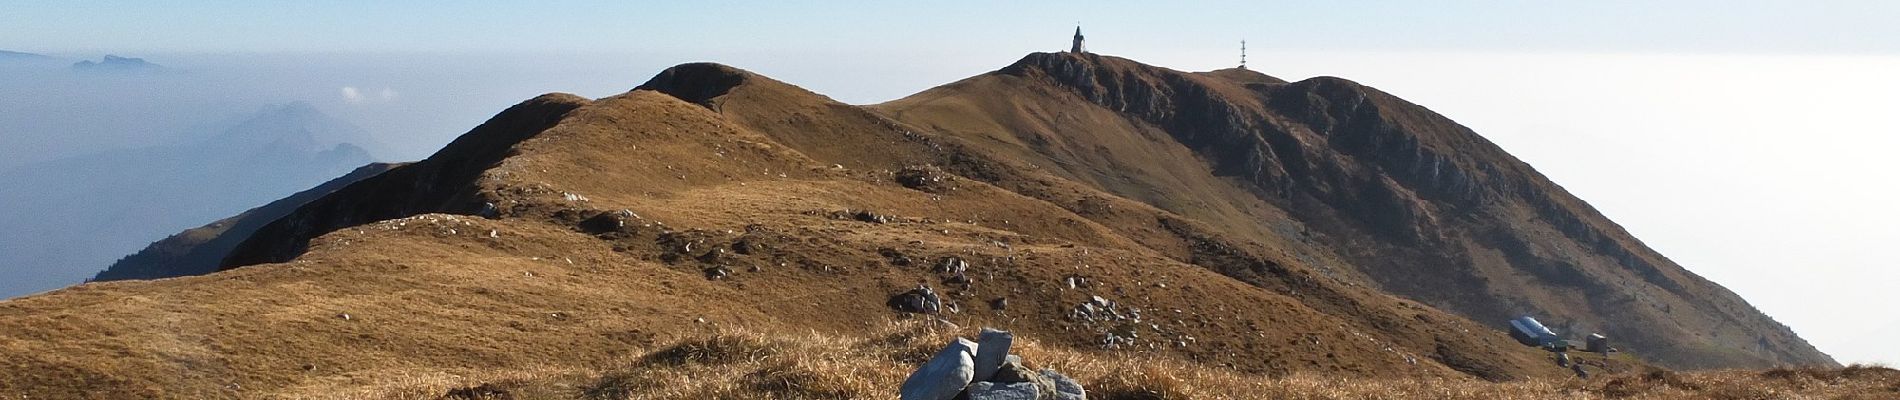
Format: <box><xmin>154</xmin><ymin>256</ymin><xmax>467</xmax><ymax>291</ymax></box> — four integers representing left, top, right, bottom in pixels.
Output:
<box><xmin>4</xmin><ymin>2</ymin><xmax>1897</xmax><ymax>365</ymax></box>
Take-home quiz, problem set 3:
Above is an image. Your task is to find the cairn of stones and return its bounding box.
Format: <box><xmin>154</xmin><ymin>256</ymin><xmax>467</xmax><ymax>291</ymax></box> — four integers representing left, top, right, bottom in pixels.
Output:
<box><xmin>900</xmin><ymin>328</ymin><xmax>1086</xmax><ymax>400</ymax></box>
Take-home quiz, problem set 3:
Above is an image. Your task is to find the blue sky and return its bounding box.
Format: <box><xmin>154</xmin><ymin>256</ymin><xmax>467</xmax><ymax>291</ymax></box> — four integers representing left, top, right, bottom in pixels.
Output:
<box><xmin>5</xmin><ymin>1</ymin><xmax>1900</xmax><ymax>366</ymax></box>
<box><xmin>7</xmin><ymin>1</ymin><xmax>1900</xmax><ymax>56</ymax></box>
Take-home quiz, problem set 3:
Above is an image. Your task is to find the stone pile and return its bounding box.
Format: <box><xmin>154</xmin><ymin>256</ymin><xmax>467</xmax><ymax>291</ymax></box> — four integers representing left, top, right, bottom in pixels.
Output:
<box><xmin>900</xmin><ymin>328</ymin><xmax>1086</xmax><ymax>400</ymax></box>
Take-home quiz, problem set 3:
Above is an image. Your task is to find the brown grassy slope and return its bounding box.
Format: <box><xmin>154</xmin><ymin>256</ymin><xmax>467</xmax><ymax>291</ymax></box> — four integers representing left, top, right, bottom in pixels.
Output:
<box><xmin>873</xmin><ymin>52</ymin><xmax>1831</xmax><ymax>369</ymax></box>
<box><xmin>2</xmin><ymin>82</ymin><xmax>1565</xmax><ymax>397</ymax></box>
<box><xmin>339</xmin><ymin>324</ymin><xmax>1894</xmax><ymax>400</ymax></box>
<box><xmin>635</xmin><ymin>63</ymin><xmax>1569</xmax><ymax>379</ymax></box>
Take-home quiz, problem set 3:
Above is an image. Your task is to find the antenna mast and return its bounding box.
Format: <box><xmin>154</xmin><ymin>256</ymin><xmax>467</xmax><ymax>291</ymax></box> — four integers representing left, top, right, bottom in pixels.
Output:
<box><xmin>1240</xmin><ymin>40</ymin><xmax>1248</xmax><ymax>69</ymax></box>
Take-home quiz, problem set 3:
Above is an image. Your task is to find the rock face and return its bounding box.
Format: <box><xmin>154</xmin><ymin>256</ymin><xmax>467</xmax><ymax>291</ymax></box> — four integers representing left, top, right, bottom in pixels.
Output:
<box><xmin>900</xmin><ymin>338</ymin><xmax>977</xmax><ymax>400</ymax></box>
<box><xmin>874</xmin><ymin>52</ymin><xmax>1835</xmax><ymax>369</ymax></box>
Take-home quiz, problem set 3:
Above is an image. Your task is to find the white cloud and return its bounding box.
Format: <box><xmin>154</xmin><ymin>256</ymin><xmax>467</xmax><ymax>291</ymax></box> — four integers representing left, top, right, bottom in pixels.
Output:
<box><xmin>341</xmin><ymin>86</ymin><xmax>398</xmax><ymax>104</ymax></box>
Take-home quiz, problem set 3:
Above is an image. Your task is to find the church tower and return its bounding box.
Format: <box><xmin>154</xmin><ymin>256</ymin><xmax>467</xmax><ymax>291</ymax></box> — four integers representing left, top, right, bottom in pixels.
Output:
<box><xmin>1071</xmin><ymin>26</ymin><xmax>1086</xmax><ymax>53</ymax></box>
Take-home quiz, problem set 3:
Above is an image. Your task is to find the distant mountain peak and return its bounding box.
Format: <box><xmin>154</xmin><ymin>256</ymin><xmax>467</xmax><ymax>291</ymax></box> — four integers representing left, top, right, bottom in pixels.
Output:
<box><xmin>209</xmin><ymin>102</ymin><xmax>382</xmax><ymax>160</ymax></box>
<box><xmin>634</xmin><ymin>62</ymin><xmax>754</xmax><ymax>109</ymax></box>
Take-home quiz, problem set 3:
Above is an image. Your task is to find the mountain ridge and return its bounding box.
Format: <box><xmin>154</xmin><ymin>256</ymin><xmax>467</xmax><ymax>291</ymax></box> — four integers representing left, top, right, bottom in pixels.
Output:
<box><xmin>0</xmin><ymin>52</ymin><xmax>1832</xmax><ymax>397</ymax></box>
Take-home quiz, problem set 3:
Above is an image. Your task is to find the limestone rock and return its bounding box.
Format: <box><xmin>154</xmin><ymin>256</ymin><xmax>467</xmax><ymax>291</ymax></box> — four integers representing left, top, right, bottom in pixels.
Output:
<box><xmin>973</xmin><ymin>328</ymin><xmax>1013</xmax><ymax>381</ymax></box>
<box><xmin>966</xmin><ymin>381</ymin><xmax>1040</xmax><ymax>400</ymax></box>
<box><xmin>993</xmin><ymin>360</ymin><xmax>1056</xmax><ymax>399</ymax></box>
<box><xmin>1041</xmin><ymin>368</ymin><xmax>1086</xmax><ymax>400</ymax></box>
<box><xmin>900</xmin><ymin>338</ymin><xmax>977</xmax><ymax>400</ymax></box>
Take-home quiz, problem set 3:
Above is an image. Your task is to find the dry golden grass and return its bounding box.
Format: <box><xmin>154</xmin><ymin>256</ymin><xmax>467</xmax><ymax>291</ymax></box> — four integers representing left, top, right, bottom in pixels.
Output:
<box><xmin>332</xmin><ymin>320</ymin><xmax>1897</xmax><ymax>400</ymax></box>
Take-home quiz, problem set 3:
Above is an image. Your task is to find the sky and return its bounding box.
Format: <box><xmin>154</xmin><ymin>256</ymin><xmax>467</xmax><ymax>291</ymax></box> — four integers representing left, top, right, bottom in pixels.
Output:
<box><xmin>3</xmin><ymin>1</ymin><xmax>1897</xmax><ymax>365</ymax></box>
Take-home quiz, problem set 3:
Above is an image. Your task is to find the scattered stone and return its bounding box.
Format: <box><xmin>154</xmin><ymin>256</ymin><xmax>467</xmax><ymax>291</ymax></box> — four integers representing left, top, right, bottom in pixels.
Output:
<box><xmin>697</xmin><ymin>248</ymin><xmax>733</xmax><ymax>264</ymax></box>
<box><xmin>578</xmin><ymin>211</ymin><xmax>629</xmax><ymax>234</ymax></box>
<box><xmin>336</xmin><ymin>313</ymin><xmax>351</xmax><ymax>321</ymax></box>
<box><xmin>442</xmin><ymin>383</ymin><xmax>513</xmax><ymax>400</ymax></box>
<box><xmin>478</xmin><ymin>202</ymin><xmax>500</xmax><ymax>218</ymax></box>
<box><xmin>989</xmin><ymin>297</ymin><xmax>1008</xmax><ymax>311</ymax></box>
<box><xmin>731</xmin><ymin>239</ymin><xmax>758</xmax><ymax>255</ymax></box>
<box><xmin>936</xmin><ymin>257</ymin><xmax>969</xmax><ymax>275</ymax></box>
<box><xmin>854</xmin><ymin>210</ymin><xmax>892</xmax><ymax>224</ymax></box>
<box><xmin>879</xmin><ymin>247</ymin><xmax>914</xmax><ymax>266</ymax></box>
<box><xmin>896</xmin><ymin>165</ymin><xmax>955</xmax><ymax>193</ymax></box>
<box><xmin>943</xmin><ymin>271</ymin><xmax>971</xmax><ymax>286</ymax></box>
<box><xmin>973</xmin><ymin>328</ymin><xmax>1013</xmax><ymax>381</ymax></box>
<box><xmin>900</xmin><ymin>338</ymin><xmax>976</xmax><ymax>400</ymax></box>
<box><xmin>704</xmin><ymin>266</ymin><xmax>731</xmax><ymax>280</ymax></box>
<box><xmin>888</xmin><ymin>285</ymin><xmax>942</xmax><ymax>314</ymax></box>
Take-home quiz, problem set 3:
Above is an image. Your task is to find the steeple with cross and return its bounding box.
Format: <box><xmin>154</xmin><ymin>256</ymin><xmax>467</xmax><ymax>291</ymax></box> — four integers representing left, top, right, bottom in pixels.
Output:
<box><xmin>1070</xmin><ymin>26</ymin><xmax>1086</xmax><ymax>53</ymax></box>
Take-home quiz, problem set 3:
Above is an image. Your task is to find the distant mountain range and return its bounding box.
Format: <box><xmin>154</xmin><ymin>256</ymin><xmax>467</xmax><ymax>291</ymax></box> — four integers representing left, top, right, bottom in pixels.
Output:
<box><xmin>70</xmin><ymin>55</ymin><xmax>166</xmax><ymax>73</ymax></box>
<box><xmin>0</xmin><ymin>50</ymin><xmax>52</xmax><ymax>61</ymax></box>
<box><xmin>0</xmin><ymin>102</ymin><xmax>375</xmax><ymax>298</ymax></box>
<box><xmin>0</xmin><ymin>51</ymin><xmax>176</xmax><ymax>73</ymax></box>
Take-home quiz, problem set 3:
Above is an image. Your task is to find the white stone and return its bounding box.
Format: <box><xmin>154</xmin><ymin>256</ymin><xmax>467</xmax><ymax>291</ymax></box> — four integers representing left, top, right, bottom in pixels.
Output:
<box><xmin>1042</xmin><ymin>368</ymin><xmax>1087</xmax><ymax>400</ymax></box>
<box><xmin>901</xmin><ymin>338</ymin><xmax>977</xmax><ymax>400</ymax></box>
<box><xmin>966</xmin><ymin>381</ymin><xmax>1040</xmax><ymax>400</ymax></box>
<box><xmin>973</xmin><ymin>328</ymin><xmax>1013</xmax><ymax>381</ymax></box>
